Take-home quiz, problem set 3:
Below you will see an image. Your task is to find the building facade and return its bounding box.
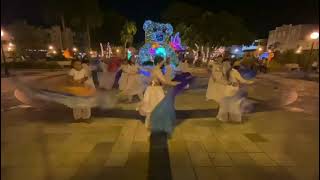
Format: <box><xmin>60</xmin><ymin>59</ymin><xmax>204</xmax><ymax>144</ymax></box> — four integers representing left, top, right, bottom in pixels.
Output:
<box><xmin>267</xmin><ymin>24</ymin><xmax>319</xmax><ymax>52</ymax></box>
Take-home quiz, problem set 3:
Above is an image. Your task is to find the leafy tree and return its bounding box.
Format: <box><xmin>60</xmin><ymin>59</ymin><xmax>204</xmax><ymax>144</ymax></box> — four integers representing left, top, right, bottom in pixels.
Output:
<box><xmin>161</xmin><ymin>2</ymin><xmax>202</xmax><ymax>26</ymax></box>
<box><xmin>70</xmin><ymin>0</ymin><xmax>103</xmax><ymax>51</ymax></box>
<box><xmin>198</xmin><ymin>11</ymin><xmax>254</xmax><ymax>47</ymax></box>
<box><xmin>93</xmin><ymin>10</ymin><xmax>127</xmax><ymax>45</ymax></box>
<box><xmin>44</xmin><ymin>0</ymin><xmax>74</xmax><ymax>49</ymax></box>
<box><xmin>7</xmin><ymin>21</ymin><xmax>49</xmax><ymax>55</ymax></box>
<box><xmin>44</xmin><ymin>0</ymin><xmax>103</xmax><ymax>51</ymax></box>
<box><xmin>120</xmin><ymin>21</ymin><xmax>137</xmax><ymax>49</ymax></box>
<box><xmin>162</xmin><ymin>2</ymin><xmax>254</xmax><ymax>48</ymax></box>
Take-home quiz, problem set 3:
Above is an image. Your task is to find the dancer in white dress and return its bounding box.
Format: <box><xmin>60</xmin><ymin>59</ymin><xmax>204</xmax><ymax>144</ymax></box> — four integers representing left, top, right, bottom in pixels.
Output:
<box><xmin>118</xmin><ymin>60</ymin><xmax>129</xmax><ymax>91</ymax></box>
<box><xmin>121</xmin><ymin>59</ymin><xmax>145</xmax><ymax>102</ymax></box>
<box><xmin>206</xmin><ymin>59</ymin><xmax>229</xmax><ymax>103</ymax></box>
<box><xmin>68</xmin><ymin>59</ymin><xmax>95</xmax><ymax>120</ymax></box>
<box><xmin>177</xmin><ymin>59</ymin><xmax>189</xmax><ymax>73</ymax></box>
<box><xmin>164</xmin><ymin>58</ymin><xmax>174</xmax><ymax>82</ymax></box>
<box><xmin>217</xmin><ymin>65</ymin><xmax>254</xmax><ymax>123</ymax></box>
<box><xmin>137</xmin><ymin>56</ymin><xmax>180</xmax><ymax>128</ymax></box>
<box><xmin>98</xmin><ymin>59</ymin><xmax>118</xmax><ymax>90</ymax></box>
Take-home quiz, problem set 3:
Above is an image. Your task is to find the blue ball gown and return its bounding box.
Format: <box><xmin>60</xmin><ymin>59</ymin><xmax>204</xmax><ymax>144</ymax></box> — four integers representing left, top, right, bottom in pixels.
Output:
<box><xmin>150</xmin><ymin>72</ymin><xmax>193</xmax><ymax>135</ymax></box>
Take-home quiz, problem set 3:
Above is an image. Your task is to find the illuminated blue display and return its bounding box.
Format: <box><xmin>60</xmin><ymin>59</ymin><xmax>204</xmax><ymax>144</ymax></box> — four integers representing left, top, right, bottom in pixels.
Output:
<box><xmin>259</xmin><ymin>52</ymin><xmax>269</xmax><ymax>60</ymax></box>
<box><xmin>138</xmin><ymin>20</ymin><xmax>179</xmax><ymax>67</ymax></box>
<box><xmin>139</xmin><ymin>69</ymin><xmax>151</xmax><ymax>77</ymax></box>
<box><xmin>155</xmin><ymin>47</ymin><xmax>166</xmax><ymax>57</ymax></box>
<box><xmin>127</xmin><ymin>50</ymin><xmax>132</xmax><ymax>60</ymax></box>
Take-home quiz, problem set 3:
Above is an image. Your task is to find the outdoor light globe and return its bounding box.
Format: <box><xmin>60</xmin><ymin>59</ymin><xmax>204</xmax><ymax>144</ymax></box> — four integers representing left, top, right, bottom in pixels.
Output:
<box><xmin>310</xmin><ymin>32</ymin><xmax>319</xmax><ymax>40</ymax></box>
<box><xmin>258</xmin><ymin>47</ymin><xmax>263</xmax><ymax>51</ymax></box>
<box><xmin>1</xmin><ymin>30</ymin><xmax>3</xmax><ymax>37</ymax></box>
<box><xmin>116</xmin><ymin>49</ymin><xmax>120</xmax><ymax>53</ymax></box>
<box><xmin>49</xmin><ymin>45</ymin><xmax>54</xmax><ymax>50</ymax></box>
<box><xmin>73</xmin><ymin>47</ymin><xmax>77</xmax><ymax>52</ymax></box>
<box><xmin>9</xmin><ymin>42</ymin><xmax>13</xmax><ymax>47</ymax></box>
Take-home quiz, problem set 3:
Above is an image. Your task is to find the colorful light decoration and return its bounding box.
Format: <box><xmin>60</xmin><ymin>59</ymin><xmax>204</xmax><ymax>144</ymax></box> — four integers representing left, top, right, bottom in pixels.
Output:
<box><xmin>169</xmin><ymin>32</ymin><xmax>185</xmax><ymax>52</ymax></box>
<box><xmin>106</xmin><ymin>42</ymin><xmax>112</xmax><ymax>58</ymax></box>
<box><xmin>138</xmin><ymin>20</ymin><xmax>179</xmax><ymax>67</ymax></box>
<box><xmin>127</xmin><ymin>49</ymin><xmax>132</xmax><ymax>60</ymax></box>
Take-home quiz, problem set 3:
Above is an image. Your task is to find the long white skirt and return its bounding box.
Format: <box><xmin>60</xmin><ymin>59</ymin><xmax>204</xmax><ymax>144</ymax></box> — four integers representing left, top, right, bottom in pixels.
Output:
<box><xmin>206</xmin><ymin>77</ymin><xmax>227</xmax><ymax>104</ymax></box>
<box><xmin>118</xmin><ymin>72</ymin><xmax>128</xmax><ymax>91</ymax></box>
<box><xmin>122</xmin><ymin>74</ymin><xmax>145</xmax><ymax>96</ymax></box>
<box><xmin>217</xmin><ymin>87</ymin><xmax>248</xmax><ymax>123</ymax></box>
<box><xmin>98</xmin><ymin>71</ymin><xmax>116</xmax><ymax>90</ymax></box>
<box><xmin>138</xmin><ymin>86</ymin><xmax>165</xmax><ymax>116</ymax></box>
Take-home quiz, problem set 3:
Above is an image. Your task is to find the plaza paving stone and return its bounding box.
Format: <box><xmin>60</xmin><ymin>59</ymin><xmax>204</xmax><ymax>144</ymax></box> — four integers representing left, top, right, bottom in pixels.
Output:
<box><xmin>1</xmin><ymin>72</ymin><xmax>319</xmax><ymax>180</ymax></box>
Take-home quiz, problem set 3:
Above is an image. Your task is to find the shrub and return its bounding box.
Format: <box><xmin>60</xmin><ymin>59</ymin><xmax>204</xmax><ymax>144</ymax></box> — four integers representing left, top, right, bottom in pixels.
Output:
<box><xmin>240</xmin><ymin>57</ymin><xmax>257</xmax><ymax>68</ymax></box>
<box><xmin>273</xmin><ymin>49</ymin><xmax>319</xmax><ymax>71</ymax></box>
<box><xmin>5</xmin><ymin>61</ymin><xmax>61</xmax><ymax>69</ymax></box>
<box><xmin>267</xmin><ymin>60</ymin><xmax>282</xmax><ymax>72</ymax></box>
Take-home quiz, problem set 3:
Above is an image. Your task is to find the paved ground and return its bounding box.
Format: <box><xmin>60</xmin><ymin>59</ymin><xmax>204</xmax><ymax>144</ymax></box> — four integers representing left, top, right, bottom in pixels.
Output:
<box><xmin>1</xmin><ymin>70</ymin><xmax>319</xmax><ymax>180</ymax></box>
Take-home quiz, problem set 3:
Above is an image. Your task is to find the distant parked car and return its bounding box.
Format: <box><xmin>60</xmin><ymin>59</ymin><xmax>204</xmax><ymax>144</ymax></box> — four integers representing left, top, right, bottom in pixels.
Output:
<box><xmin>285</xmin><ymin>63</ymin><xmax>300</xmax><ymax>71</ymax></box>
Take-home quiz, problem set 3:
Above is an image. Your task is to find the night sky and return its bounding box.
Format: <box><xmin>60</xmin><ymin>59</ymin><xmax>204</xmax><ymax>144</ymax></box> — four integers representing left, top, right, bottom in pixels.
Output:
<box><xmin>1</xmin><ymin>0</ymin><xmax>319</xmax><ymax>41</ymax></box>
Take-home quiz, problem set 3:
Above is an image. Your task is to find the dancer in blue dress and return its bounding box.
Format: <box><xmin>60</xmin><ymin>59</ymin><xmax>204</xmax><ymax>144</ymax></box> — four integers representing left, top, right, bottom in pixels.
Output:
<box><xmin>151</xmin><ymin>72</ymin><xmax>193</xmax><ymax>135</ymax></box>
<box><xmin>137</xmin><ymin>57</ymin><xmax>178</xmax><ymax>129</ymax></box>
<box><xmin>137</xmin><ymin>56</ymin><xmax>193</xmax><ymax>135</ymax></box>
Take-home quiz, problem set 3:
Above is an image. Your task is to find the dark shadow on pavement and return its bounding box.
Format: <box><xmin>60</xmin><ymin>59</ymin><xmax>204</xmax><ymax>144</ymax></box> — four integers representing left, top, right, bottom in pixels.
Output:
<box><xmin>148</xmin><ymin>132</ymin><xmax>172</xmax><ymax>180</ymax></box>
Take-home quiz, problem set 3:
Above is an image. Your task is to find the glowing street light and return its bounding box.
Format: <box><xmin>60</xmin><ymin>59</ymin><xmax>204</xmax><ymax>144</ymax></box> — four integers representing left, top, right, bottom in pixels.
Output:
<box><xmin>234</xmin><ymin>48</ymin><xmax>239</xmax><ymax>53</ymax></box>
<box><xmin>116</xmin><ymin>49</ymin><xmax>120</xmax><ymax>53</ymax></box>
<box><xmin>49</xmin><ymin>45</ymin><xmax>54</xmax><ymax>50</ymax></box>
<box><xmin>73</xmin><ymin>47</ymin><xmax>78</xmax><ymax>52</ymax></box>
<box><xmin>9</xmin><ymin>42</ymin><xmax>13</xmax><ymax>47</ymax></box>
<box><xmin>1</xmin><ymin>29</ymin><xmax>9</xmax><ymax>76</ymax></box>
<box><xmin>53</xmin><ymin>50</ymin><xmax>57</xmax><ymax>54</ymax></box>
<box><xmin>310</xmin><ymin>32</ymin><xmax>319</xmax><ymax>40</ymax></box>
<box><xmin>306</xmin><ymin>31</ymin><xmax>319</xmax><ymax>74</ymax></box>
<box><xmin>258</xmin><ymin>47</ymin><xmax>263</xmax><ymax>51</ymax></box>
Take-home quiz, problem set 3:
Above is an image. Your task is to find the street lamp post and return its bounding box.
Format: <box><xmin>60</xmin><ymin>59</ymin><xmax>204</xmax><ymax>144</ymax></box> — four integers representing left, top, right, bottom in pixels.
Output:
<box><xmin>1</xmin><ymin>29</ymin><xmax>10</xmax><ymax>77</ymax></box>
<box><xmin>307</xmin><ymin>32</ymin><xmax>319</xmax><ymax>73</ymax></box>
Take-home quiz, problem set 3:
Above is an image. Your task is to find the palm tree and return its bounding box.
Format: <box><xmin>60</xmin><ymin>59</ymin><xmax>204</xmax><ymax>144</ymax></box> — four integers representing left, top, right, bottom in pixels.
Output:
<box><xmin>45</xmin><ymin>0</ymin><xmax>74</xmax><ymax>50</ymax></box>
<box><xmin>70</xmin><ymin>0</ymin><xmax>103</xmax><ymax>51</ymax></box>
<box><xmin>120</xmin><ymin>21</ymin><xmax>137</xmax><ymax>50</ymax></box>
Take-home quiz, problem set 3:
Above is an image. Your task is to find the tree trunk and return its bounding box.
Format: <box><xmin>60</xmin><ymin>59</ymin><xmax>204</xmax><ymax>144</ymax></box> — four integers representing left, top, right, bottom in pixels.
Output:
<box><xmin>124</xmin><ymin>40</ymin><xmax>128</xmax><ymax>58</ymax></box>
<box><xmin>60</xmin><ymin>15</ymin><xmax>66</xmax><ymax>50</ymax></box>
<box><xmin>86</xmin><ymin>23</ymin><xmax>91</xmax><ymax>51</ymax></box>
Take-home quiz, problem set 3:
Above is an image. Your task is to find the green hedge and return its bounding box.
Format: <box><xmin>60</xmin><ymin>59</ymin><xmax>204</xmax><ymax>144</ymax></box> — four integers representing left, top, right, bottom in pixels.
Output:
<box><xmin>273</xmin><ymin>49</ymin><xmax>319</xmax><ymax>70</ymax></box>
<box><xmin>5</xmin><ymin>61</ymin><xmax>62</xmax><ymax>70</ymax></box>
<box><xmin>267</xmin><ymin>60</ymin><xmax>283</xmax><ymax>72</ymax></box>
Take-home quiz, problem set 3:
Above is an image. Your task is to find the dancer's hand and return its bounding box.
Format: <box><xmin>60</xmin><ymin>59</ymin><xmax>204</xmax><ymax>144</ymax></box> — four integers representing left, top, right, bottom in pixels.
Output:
<box><xmin>171</xmin><ymin>81</ymin><xmax>181</xmax><ymax>86</ymax></box>
<box><xmin>247</xmin><ymin>80</ymin><xmax>254</xmax><ymax>85</ymax></box>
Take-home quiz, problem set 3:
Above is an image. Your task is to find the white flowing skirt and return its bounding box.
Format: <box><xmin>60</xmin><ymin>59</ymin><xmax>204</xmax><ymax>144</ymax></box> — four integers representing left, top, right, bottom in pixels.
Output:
<box><xmin>206</xmin><ymin>77</ymin><xmax>227</xmax><ymax>104</ymax></box>
<box><xmin>138</xmin><ymin>86</ymin><xmax>165</xmax><ymax>116</ymax></box>
<box><xmin>118</xmin><ymin>72</ymin><xmax>128</xmax><ymax>91</ymax></box>
<box><xmin>98</xmin><ymin>71</ymin><xmax>116</xmax><ymax>90</ymax></box>
<box><xmin>122</xmin><ymin>74</ymin><xmax>145</xmax><ymax>96</ymax></box>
